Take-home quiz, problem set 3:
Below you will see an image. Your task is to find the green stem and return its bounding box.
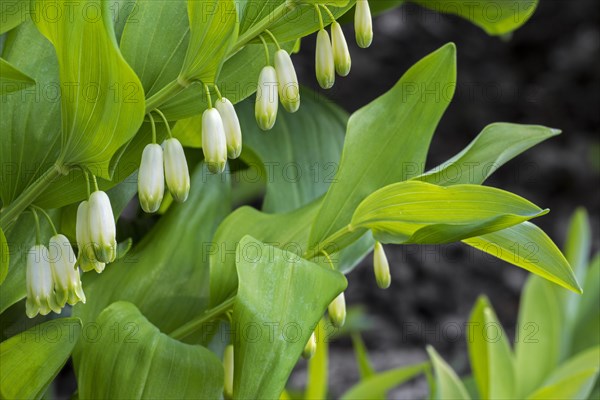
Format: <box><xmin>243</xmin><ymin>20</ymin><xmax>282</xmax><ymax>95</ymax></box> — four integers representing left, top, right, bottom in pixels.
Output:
<box><xmin>145</xmin><ymin>80</ymin><xmax>186</xmax><ymax>114</ymax></box>
<box><xmin>91</xmin><ymin>175</ymin><xmax>99</xmax><ymax>192</ymax></box>
<box><xmin>314</xmin><ymin>4</ymin><xmax>324</xmax><ymax>30</ymax></box>
<box><xmin>0</xmin><ymin>164</ymin><xmax>65</xmax><ymax>230</ymax></box>
<box><xmin>30</xmin><ymin>208</ymin><xmax>41</xmax><ymax>245</ymax></box>
<box><xmin>153</xmin><ymin>109</ymin><xmax>172</xmax><ymax>138</ymax></box>
<box><xmin>32</xmin><ymin>206</ymin><xmax>58</xmax><ymax>236</ymax></box>
<box><xmin>148</xmin><ymin>113</ymin><xmax>157</xmax><ymax>144</ymax></box>
<box><xmin>258</xmin><ymin>35</ymin><xmax>271</xmax><ymax>65</ymax></box>
<box><xmin>77</xmin><ymin>166</ymin><xmax>91</xmax><ymax>198</ymax></box>
<box><xmin>203</xmin><ymin>83</ymin><xmax>213</xmax><ymax>109</ymax></box>
<box><xmin>214</xmin><ymin>85</ymin><xmax>223</xmax><ymax>100</ymax></box>
<box><xmin>304</xmin><ymin>224</ymin><xmax>353</xmax><ymax>260</ymax></box>
<box><xmin>320</xmin><ymin>4</ymin><xmax>336</xmax><ymax>23</ymax></box>
<box><xmin>264</xmin><ymin>29</ymin><xmax>281</xmax><ymax>50</ymax></box>
<box><xmin>169</xmin><ymin>297</ymin><xmax>236</xmax><ymax>340</ymax></box>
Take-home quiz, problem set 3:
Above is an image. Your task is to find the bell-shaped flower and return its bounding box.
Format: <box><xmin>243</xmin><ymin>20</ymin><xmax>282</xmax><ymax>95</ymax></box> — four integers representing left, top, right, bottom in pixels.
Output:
<box><xmin>355</xmin><ymin>0</ymin><xmax>373</xmax><ymax>48</ymax></box>
<box><xmin>274</xmin><ymin>49</ymin><xmax>300</xmax><ymax>113</ymax></box>
<box><xmin>328</xmin><ymin>291</ymin><xmax>346</xmax><ymax>328</ymax></box>
<box><xmin>49</xmin><ymin>234</ymin><xmax>86</xmax><ymax>306</ymax></box>
<box><xmin>223</xmin><ymin>344</ymin><xmax>234</xmax><ymax>399</ymax></box>
<box><xmin>302</xmin><ymin>331</ymin><xmax>317</xmax><ymax>359</ymax></box>
<box><xmin>138</xmin><ymin>143</ymin><xmax>165</xmax><ymax>213</ymax></box>
<box><xmin>255</xmin><ymin>65</ymin><xmax>279</xmax><ymax>130</ymax></box>
<box><xmin>215</xmin><ymin>98</ymin><xmax>243</xmax><ymax>159</ymax></box>
<box><xmin>76</xmin><ymin>201</ymin><xmax>105</xmax><ymax>273</ymax></box>
<box><xmin>88</xmin><ymin>190</ymin><xmax>117</xmax><ymax>263</ymax></box>
<box><xmin>373</xmin><ymin>241</ymin><xmax>391</xmax><ymax>289</ymax></box>
<box><xmin>164</xmin><ymin>138</ymin><xmax>190</xmax><ymax>202</ymax></box>
<box><xmin>331</xmin><ymin>22</ymin><xmax>351</xmax><ymax>77</ymax></box>
<box><xmin>315</xmin><ymin>29</ymin><xmax>335</xmax><ymax>89</ymax></box>
<box><xmin>26</xmin><ymin>245</ymin><xmax>61</xmax><ymax>318</ymax></box>
<box><xmin>202</xmin><ymin>108</ymin><xmax>228</xmax><ymax>173</ymax></box>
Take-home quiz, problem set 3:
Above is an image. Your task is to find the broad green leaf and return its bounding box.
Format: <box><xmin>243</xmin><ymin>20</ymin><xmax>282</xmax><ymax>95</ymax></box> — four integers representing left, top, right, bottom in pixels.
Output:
<box><xmin>351</xmin><ymin>333</ymin><xmax>375</xmax><ymax>380</ymax></box>
<box><xmin>0</xmin><ymin>228</ymin><xmax>7</xmax><ymax>284</ymax></box>
<box><xmin>514</xmin><ymin>275</ymin><xmax>564</xmax><ymax>398</ymax></box>
<box><xmin>0</xmin><ymin>318</ymin><xmax>81</xmax><ymax>399</ymax></box>
<box><xmin>32</xmin><ymin>0</ymin><xmax>145</xmax><ymax>179</ymax></box>
<box><xmin>232</xmin><ymin>236</ymin><xmax>347</xmax><ymax>399</ymax></box>
<box><xmin>351</xmin><ymin>181</ymin><xmax>547</xmax><ymax>245</ymax></box>
<box><xmin>411</xmin><ymin>0</ymin><xmax>538</xmax><ymax>36</ymax></box>
<box><xmin>0</xmin><ymin>57</ymin><xmax>35</xmax><ymax>93</ymax></box>
<box><xmin>467</xmin><ymin>296</ymin><xmax>515</xmax><ymax>399</ymax></box>
<box><xmin>0</xmin><ymin>0</ymin><xmax>28</xmax><ymax>33</ymax></box>
<box><xmin>570</xmin><ymin>254</ymin><xmax>600</xmax><ymax>355</ymax></box>
<box><xmin>341</xmin><ymin>363</ymin><xmax>429</xmax><ymax>400</ymax></box>
<box><xmin>416</xmin><ymin>123</ymin><xmax>561</xmax><ymax>186</ymax></box>
<box><xmin>309</xmin><ymin>43</ymin><xmax>456</xmax><ymax>251</ymax></box>
<box><xmin>77</xmin><ymin>301</ymin><xmax>223</xmax><ymax>399</ymax></box>
<box><xmin>526</xmin><ymin>346</ymin><xmax>600</xmax><ymax>399</ymax></box>
<box><xmin>463</xmin><ymin>222</ymin><xmax>581</xmax><ymax>293</ymax></box>
<box><xmin>305</xmin><ymin>319</ymin><xmax>329</xmax><ymax>400</ymax></box>
<box><xmin>427</xmin><ymin>346</ymin><xmax>471</xmax><ymax>400</ymax></box>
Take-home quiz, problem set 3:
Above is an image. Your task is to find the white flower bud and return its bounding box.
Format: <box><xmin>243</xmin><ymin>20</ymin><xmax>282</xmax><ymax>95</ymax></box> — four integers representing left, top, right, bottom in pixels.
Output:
<box><xmin>223</xmin><ymin>344</ymin><xmax>234</xmax><ymax>399</ymax></box>
<box><xmin>76</xmin><ymin>201</ymin><xmax>105</xmax><ymax>273</ymax></box>
<box><xmin>215</xmin><ymin>98</ymin><xmax>243</xmax><ymax>159</ymax></box>
<box><xmin>316</xmin><ymin>29</ymin><xmax>335</xmax><ymax>89</ymax></box>
<box><xmin>26</xmin><ymin>245</ymin><xmax>61</xmax><ymax>318</ymax></box>
<box><xmin>328</xmin><ymin>291</ymin><xmax>346</xmax><ymax>328</ymax></box>
<box><xmin>373</xmin><ymin>241</ymin><xmax>391</xmax><ymax>289</ymax></box>
<box><xmin>88</xmin><ymin>191</ymin><xmax>117</xmax><ymax>263</ymax></box>
<box><xmin>49</xmin><ymin>234</ymin><xmax>86</xmax><ymax>306</ymax></box>
<box><xmin>255</xmin><ymin>66</ymin><xmax>279</xmax><ymax>130</ymax></box>
<box><xmin>274</xmin><ymin>49</ymin><xmax>300</xmax><ymax>113</ymax></box>
<box><xmin>355</xmin><ymin>0</ymin><xmax>373</xmax><ymax>48</ymax></box>
<box><xmin>302</xmin><ymin>331</ymin><xmax>317</xmax><ymax>359</ymax></box>
<box><xmin>138</xmin><ymin>143</ymin><xmax>165</xmax><ymax>213</ymax></box>
<box><xmin>163</xmin><ymin>138</ymin><xmax>190</xmax><ymax>203</ymax></box>
<box><xmin>331</xmin><ymin>22</ymin><xmax>351</xmax><ymax>77</ymax></box>
<box><xmin>202</xmin><ymin>108</ymin><xmax>228</xmax><ymax>174</ymax></box>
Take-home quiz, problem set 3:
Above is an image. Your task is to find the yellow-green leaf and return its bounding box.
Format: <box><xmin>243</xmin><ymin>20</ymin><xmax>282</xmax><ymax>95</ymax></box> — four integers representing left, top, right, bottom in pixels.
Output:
<box><xmin>0</xmin><ymin>57</ymin><xmax>35</xmax><ymax>94</ymax></box>
<box><xmin>427</xmin><ymin>345</ymin><xmax>471</xmax><ymax>400</ymax></box>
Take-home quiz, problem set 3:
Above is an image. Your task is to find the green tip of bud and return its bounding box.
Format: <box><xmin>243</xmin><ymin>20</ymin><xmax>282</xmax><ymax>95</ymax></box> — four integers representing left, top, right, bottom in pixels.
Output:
<box><xmin>355</xmin><ymin>0</ymin><xmax>373</xmax><ymax>49</ymax></box>
<box><xmin>374</xmin><ymin>241</ymin><xmax>391</xmax><ymax>289</ymax></box>
<box><xmin>328</xmin><ymin>292</ymin><xmax>346</xmax><ymax>328</ymax></box>
<box><xmin>316</xmin><ymin>29</ymin><xmax>335</xmax><ymax>89</ymax></box>
<box><xmin>302</xmin><ymin>331</ymin><xmax>317</xmax><ymax>359</ymax></box>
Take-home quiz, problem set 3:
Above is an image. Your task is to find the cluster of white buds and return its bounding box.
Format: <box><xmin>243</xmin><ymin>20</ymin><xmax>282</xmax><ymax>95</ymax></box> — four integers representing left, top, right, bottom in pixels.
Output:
<box><xmin>202</xmin><ymin>96</ymin><xmax>242</xmax><ymax>173</ymax></box>
<box><xmin>373</xmin><ymin>241</ymin><xmax>391</xmax><ymax>289</ymax></box>
<box><xmin>314</xmin><ymin>12</ymin><xmax>357</xmax><ymax>89</ymax></box>
<box><xmin>138</xmin><ymin>137</ymin><xmax>190</xmax><ymax>213</ymax></box>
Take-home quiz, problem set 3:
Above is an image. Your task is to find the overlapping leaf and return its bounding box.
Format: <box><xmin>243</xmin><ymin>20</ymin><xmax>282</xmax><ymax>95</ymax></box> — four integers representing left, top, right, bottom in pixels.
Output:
<box><xmin>427</xmin><ymin>345</ymin><xmax>471</xmax><ymax>400</ymax></box>
<box><xmin>0</xmin><ymin>57</ymin><xmax>35</xmax><ymax>93</ymax></box>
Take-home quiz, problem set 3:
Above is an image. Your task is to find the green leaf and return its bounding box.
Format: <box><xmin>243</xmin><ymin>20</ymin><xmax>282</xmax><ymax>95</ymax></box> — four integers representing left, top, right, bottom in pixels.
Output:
<box><xmin>232</xmin><ymin>236</ymin><xmax>347</xmax><ymax>399</ymax></box>
<box><xmin>410</xmin><ymin>0</ymin><xmax>538</xmax><ymax>36</ymax></box>
<box><xmin>0</xmin><ymin>0</ymin><xmax>28</xmax><ymax>34</ymax></box>
<box><xmin>463</xmin><ymin>222</ymin><xmax>581</xmax><ymax>293</ymax></box>
<box><xmin>416</xmin><ymin>123</ymin><xmax>561</xmax><ymax>186</ymax></box>
<box><xmin>341</xmin><ymin>363</ymin><xmax>429</xmax><ymax>400</ymax></box>
<box><xmin>467</xmin><ymin>296</ymin><xmax>515</xmax><ymax>399</ymax></box>
<box><xmin>427</xmin><ymin>346</ymin><xmax>471</xmax><ymax>400</ymax></box>
<box><xmin>570</xmin><ymin>254</ymin><xmax>600</xmax><ymax>355</ymax></box>
<box><xmin>0</xmin><ymin>57</ymin><xmax>35</xmax><ymax>93</ymax></box>
<box><xmin>351</xmin><ymin>181</ymin><xmax>547</xmax><ymax>245</ymax></box>
<box><xmin>309</xmin><ymin>43</ymin><xmax>456</xmax><ymax>251</ymax></box>
<box><xmin>32</xmin><ymin>0</ymin><xmax>145</xmax><ymax>179</ymax></box>
<box><xmin>0</xmin><ymin>318</ymin><xmax>81</xmax><ymax>399</ymax></box>
<box><xmin>351</xmin><ymin>333</ymin><xmax>375</xmax><ymax>380</ymax></box>
<box><xmin>526</xmin><ymin>346</ymin><xmax>600</xmax><ymax>399</ymax></box>
<box><xmin>0</xmin><ymin>228</ymin><xmax>7</xmax><ymax>284</ymax></box>
<box><xmin>305</xmin><ymin>319</ymin><xmax>330</xmax><ymax>399</ymax></box>
<box><xmin>77</xmin><ymin>301</ymin><xmax>223</xmax><ymax>399</ymax></box>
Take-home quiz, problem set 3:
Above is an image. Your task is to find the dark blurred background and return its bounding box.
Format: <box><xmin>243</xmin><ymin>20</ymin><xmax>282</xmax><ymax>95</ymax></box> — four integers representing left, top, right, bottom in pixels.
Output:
<box><xmin>289</xmin><ymin>0</ymin><xmax>600</xmax><ymax>397</ymax></box>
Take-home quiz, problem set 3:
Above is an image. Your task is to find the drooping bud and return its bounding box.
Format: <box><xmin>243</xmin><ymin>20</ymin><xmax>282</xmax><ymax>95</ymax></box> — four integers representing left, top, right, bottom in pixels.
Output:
<box><xmin>373</xmin><ymin>241</ymin><xmax>391</xmax><ymax>289</ymax></box>
<box><xmin>76</xmin><ymin>201</ymin><xmax>105</xmax><ymax>273</ymax></box>
<box><xmin>49</xmin><ymin>234</ymin><xmax>86</xmax><ymax>307</ymax></box>
<box><xmin>138</xmin><ymin>143</ymin><xmax>165</xmax><ymax>213</ymax></box>
<box><xmin>331</xmin><ymin>22</ymin><xmax>351</xmax><ymax>77</ymax></box>
<box><xmin>255</xmin><ymin>66</ymin><xmax>279</xmax><ymax>130</ymax></box>
<box><xmin>26</xmin><ymin>245</ymin><xmax>61</xmax><ymax>318</ymax></box>
<box><xmin>163</xmin><ymin>138</ymin><xmax>190</xmax><ymax>202</ymax></box>
<box><xmin>223</xmin><ymin>344</ymin><xmax>234</xmax><ymax>399</ymax></box>
<box><xmin>302</xmin><ymin>331</ymin><xmax>317</xmax><ymax>359</ymax></box>
<box><xmin>315</xmin><ymin>29</ymin><xmax>335</xmax><ymax>89</ymax></box>
<box><xmin>215</xmin><ymin>98</ymin><xmax>243</xmax><ymax>159</ymax></box>
<box><xmin>202</xmin><ymin>108</ymin><xmax>228</xmax><ymax>173</ymax></box>
<box><xmin>355</xmin><ymin>0</ymin><xmax>373</xmax><ymax>48</ymax></box>
<box><xmin>328</xmin><ymin>291</ymin><xmax>346</xmax><ymax>328</ymax></box>
<box><xmin>88</xmin><ymin>191</ymin><xmax>117</xmax><ymax>263</ymax></box>
<box><xmin>274</xmin><ymin>49</ymin><xmax>300</xmax><ymax>113</ymax></box>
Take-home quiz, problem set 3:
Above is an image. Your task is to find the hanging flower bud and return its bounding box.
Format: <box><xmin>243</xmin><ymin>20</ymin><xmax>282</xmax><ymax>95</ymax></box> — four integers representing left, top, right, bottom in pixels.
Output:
<box><xmin>255</xmin><ymin>66</ymin><xmax>279</xmax><ymax>130</ymax></box>
<box><xmin>202</xmin><ymin>108</ymin><xmax>228</xmax><ymax>173</ymax></box>
<box><xmin>373</xmin><ymin>241</ymin><xmax>391</xmax><ymax>289</ymax></box>
<box><xmin>215</xmin><ymin>98</ymin><xmax>243</xmax><ymax>159</ymax></box>
<box><xmin>274</xmin><ymin>49</ymin><xmax>300</xmax><ymax>113</ymax></box>
<box><xmin>138</xmin><ymin>143</ymin><xmax>165</xmax><ymax>213</ymax></box>
<box><xmin>355</xmin><ymin>0</ymin><xmax>373</xmax><ymax>48</ymax></box>
<box><xmin>76</xmin><ymin>201</ymin><xmax>105</xmax><ymax>273</ymax></box>
<box><xmin>302</xmin><ymin>331</ymin><xmax>317</xmax><ymax>359</ymax></box>
<box><xmin>49</xmin><ymin>234</ymin><xmax>86</xmax><ymax>307</ymax></box>
<box><xmin>328</xmin><ymin>291</ymin><xmax>346</xmax><ymax>328</ymax></box>
<box><xmin>26</xmin><ymin>245</ymin><xmax>61</xmax><ymax>318</ymax></box>
<box><xmin>315</xmin><ymin>29</ymin><xmax>335</xmax><ymax>89</ymax></box>
<box><xmin>163</xmin><ymin>138</ymin><xmax>190</xmax><ymax>202</ymax></box>
<box><xmin>223</xmin><ymin>344</ymin><xmax>234</xmax><ymax>399</ymax></box>
<box><xmin>331</xmin><ymin>22</ymin><xmax>351</xmax><ymax>77</ymax></box>
<box><xmin>88</xmin><ymin>191</ymin><xmax>117</xmax><ymax>263</ymax></box>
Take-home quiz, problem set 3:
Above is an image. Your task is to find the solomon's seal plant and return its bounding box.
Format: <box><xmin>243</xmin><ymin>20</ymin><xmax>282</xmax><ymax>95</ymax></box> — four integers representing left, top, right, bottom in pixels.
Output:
<box><xmin>0</xmin><ymin>0</ymin><xmax>589</xmax><ymax>399</ymax></box>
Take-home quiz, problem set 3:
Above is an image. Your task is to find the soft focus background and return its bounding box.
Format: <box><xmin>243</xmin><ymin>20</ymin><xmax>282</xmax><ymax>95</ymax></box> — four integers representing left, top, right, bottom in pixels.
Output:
<box><xmin>288</xmin><ymin>0</ymin><xmax>599</xmax><ymax>397</ymax></box>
